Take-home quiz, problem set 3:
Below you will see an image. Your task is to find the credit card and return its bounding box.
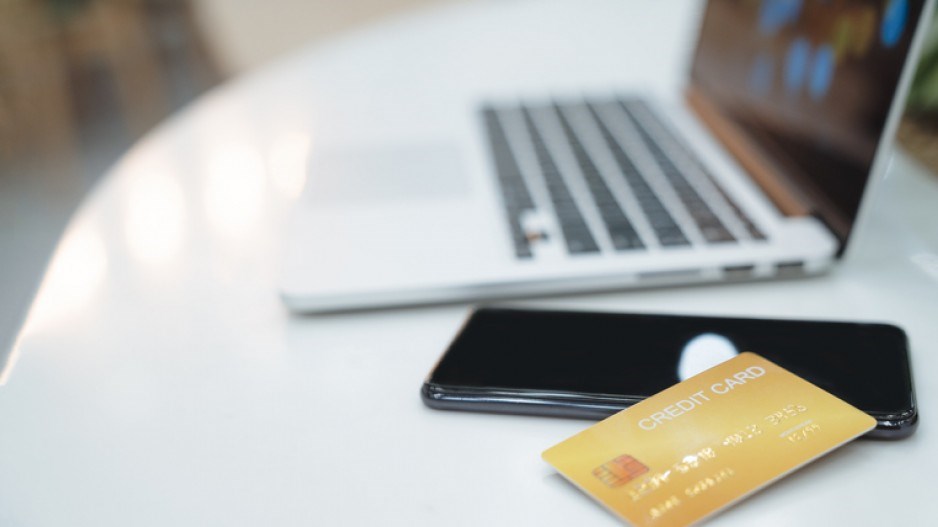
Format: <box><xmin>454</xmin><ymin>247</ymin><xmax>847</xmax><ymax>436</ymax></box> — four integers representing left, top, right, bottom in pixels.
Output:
<box><xmin>542</xmin><ymin>352</ymin><xmax>876</xmax><ymax>527</ymax></box>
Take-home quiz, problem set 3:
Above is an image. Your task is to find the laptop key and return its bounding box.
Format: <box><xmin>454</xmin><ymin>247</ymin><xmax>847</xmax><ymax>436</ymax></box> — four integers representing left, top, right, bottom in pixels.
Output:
<box><xmin>699</xmin><ymin>223</ymin><xmax>735</xmax><ymax>242</ymax></box>
<box><xmin>608</xmin><ymin>227</ymin><xmax>644</xmax><ymax>250</ymax></box>
<box><xmin>658</xmin><ymin>228</ymin><xmax>690</xmax><ymax>247</ymax></box>
<box><xmin>565</xmin><ymin>230</ymin><xmax>600</xmax><ymax>254</ymax></box>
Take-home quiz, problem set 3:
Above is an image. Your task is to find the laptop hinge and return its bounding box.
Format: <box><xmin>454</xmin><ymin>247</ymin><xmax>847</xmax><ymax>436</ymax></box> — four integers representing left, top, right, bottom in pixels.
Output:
<box><xmin>685</xmin><ymin>85</ymin><xmax>812</xmax><ymax>218</ymax></box>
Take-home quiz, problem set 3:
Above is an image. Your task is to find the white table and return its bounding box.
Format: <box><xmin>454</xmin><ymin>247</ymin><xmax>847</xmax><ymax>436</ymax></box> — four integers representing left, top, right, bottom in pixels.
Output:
<box><xmin>3</xmin><ymin>1</ymin><xmax>938</xmax><ymax>525</ymax></box>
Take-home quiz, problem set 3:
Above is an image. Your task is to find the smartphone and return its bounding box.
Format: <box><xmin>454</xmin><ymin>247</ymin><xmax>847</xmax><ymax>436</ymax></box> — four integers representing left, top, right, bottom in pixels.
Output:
<box><xmin>422</xmin><ymin>307</ymin><xmax>918</xmax><ymax>439</ymax></box>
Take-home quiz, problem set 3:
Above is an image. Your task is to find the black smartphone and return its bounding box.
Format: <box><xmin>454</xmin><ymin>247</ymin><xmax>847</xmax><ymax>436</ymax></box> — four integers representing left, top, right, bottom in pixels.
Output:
<box><xmin>422</xmin><ymin>307</ymin><xmax>918</xmax><ymax>439</ymax></box>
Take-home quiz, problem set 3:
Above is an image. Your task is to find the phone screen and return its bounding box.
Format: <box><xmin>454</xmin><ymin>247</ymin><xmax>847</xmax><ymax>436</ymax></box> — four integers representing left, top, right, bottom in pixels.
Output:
<box><xmin>429</xmin><ymin>308</ymin><xmax>914</xmax><ymax>417</ymax></box>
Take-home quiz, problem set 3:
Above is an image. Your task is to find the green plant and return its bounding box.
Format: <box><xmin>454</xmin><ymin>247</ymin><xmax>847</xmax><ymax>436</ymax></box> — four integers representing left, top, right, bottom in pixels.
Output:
<box><xmin>907</xmin><ymin>13</ymin><xmax>938</xmax><ymax>115</ymax></box>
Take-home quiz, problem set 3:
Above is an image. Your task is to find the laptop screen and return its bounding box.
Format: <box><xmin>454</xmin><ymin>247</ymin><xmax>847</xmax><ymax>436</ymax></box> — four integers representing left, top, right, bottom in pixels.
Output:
<box><xmin>691</xmin><ymin>0</ymin><xmax>926</xmax><ymax>249</ymax></box>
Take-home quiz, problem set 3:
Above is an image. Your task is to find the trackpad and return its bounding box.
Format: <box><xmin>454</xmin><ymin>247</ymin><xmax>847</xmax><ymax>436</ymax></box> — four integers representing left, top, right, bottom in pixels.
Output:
<box><xmin>306</xmin><ymin>144</ymin><xmax>469</xmax><ymax>204</ymax></box>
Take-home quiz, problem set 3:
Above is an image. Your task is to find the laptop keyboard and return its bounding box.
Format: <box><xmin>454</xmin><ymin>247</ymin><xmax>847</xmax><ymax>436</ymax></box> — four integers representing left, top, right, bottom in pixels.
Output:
<box><xmin>583</xmin><ymin>102</ymin><xmax>689</xmax><ymax>248</ymax></box>
<box><xmin>482</xmin><ymin>98</ymin><xmax>766</xmax><ymax>259</ymax></box>
<box><xmin>482</xmin><ymin>109</ymin><xmax>537</xmax><ymax>258</ymax></box>
<box><xmin>620</xmin><ymin>101</ymin><xmax>735</xmax><ymax>244</ymax></box>
<box><xmin>521</xmin><ymin>107</ymin><xmax>601</xmax><ymax>254</ymax></box>
<box><xmin>621</xmin><ymin>100</ymin><xmax>767</xmax><ymax>242</ymax></box>
<box><xmin>554</xmin><ymin>104</ymin><xmax>645</xmax><ymax>251</ymax></box>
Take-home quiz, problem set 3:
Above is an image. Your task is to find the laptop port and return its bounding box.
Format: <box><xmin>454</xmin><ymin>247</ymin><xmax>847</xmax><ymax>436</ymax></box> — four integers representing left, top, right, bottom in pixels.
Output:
<box><xmin>722</xmin><ymin>264</ymin><xmax>755</xmax><ymax>280</ymax></box>
<box><xmin>775</xmin><ymin>261</ymin><xmax>805</xmax><ymax>276</ymax></box>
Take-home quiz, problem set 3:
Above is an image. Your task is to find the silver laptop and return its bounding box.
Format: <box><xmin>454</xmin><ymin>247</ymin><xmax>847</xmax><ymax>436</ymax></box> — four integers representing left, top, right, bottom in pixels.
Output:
<box><xmin>280</xmin><ymin>0</ymin><xmax>935</xmax><ymax>313</ymax></box>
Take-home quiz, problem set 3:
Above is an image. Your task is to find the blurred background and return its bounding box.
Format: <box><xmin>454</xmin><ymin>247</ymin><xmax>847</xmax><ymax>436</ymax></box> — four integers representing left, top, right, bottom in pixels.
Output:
<box><xmin>0</xmin><ymin>0</ymin><xmax>935</xmax><ymax>341</ymax></box>
<box><xmin>0</xmin><ymin>0</ymin><xmax>457</xmax><ymax>344</ymax></box>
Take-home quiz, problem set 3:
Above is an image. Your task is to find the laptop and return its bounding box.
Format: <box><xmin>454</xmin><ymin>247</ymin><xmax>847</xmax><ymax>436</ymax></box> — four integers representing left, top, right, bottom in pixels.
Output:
<box><xmin>280</xmin><ymin>0</ymin><xmax>935</xmax><ymax>313</ymax></box>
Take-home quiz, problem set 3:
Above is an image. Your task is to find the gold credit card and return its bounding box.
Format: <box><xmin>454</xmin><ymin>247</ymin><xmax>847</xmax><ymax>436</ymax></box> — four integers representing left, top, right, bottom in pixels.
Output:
<box><xmin>542</xmin><ymin>352</ymin><xmax>875</xmax><ymax>527</ymax></box>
